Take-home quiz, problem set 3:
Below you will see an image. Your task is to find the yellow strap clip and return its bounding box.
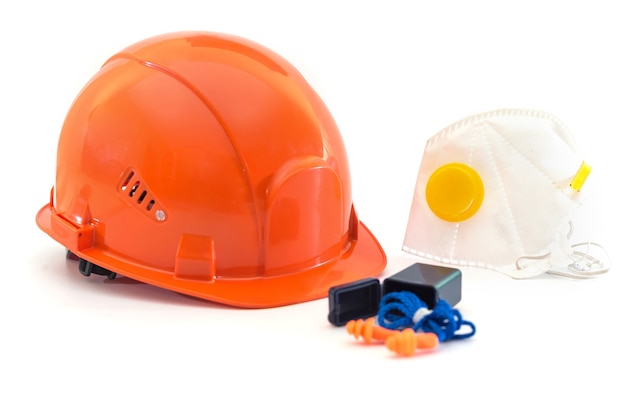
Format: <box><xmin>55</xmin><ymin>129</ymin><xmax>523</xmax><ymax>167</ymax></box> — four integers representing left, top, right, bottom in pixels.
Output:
<box><xmin>570</xmin><ymin>161</ymin><xmax>592</xmax><ymax>192</ymax></box>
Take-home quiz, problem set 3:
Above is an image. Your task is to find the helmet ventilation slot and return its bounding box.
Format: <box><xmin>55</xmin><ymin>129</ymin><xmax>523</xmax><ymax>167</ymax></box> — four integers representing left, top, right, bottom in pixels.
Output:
<box><xmin>129</xmin><ymin>181</ymin><xmax>140</xmax><ymax>198</ymax></box>
<box><xmin>117</xmin><ymin>168</ymin><xmax>167</xmax><ymax>221</ymax></box>
<box><xmin>137</xmin><ymin>190</ymin><xmax>148</xmax><ymax>204</ymax></box>
<box><xmin>120</xmin><ymin>171</ymin><xmax>135</xmax><ymax>191</ymax></box>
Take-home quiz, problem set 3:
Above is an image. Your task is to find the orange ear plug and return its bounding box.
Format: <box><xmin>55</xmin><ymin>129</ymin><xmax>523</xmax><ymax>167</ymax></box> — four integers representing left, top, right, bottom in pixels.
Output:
<box><xmin>385</xmin><ymin>329</ymin><xmax>439</xmax><ymax>356</ymax></box>
<box><xmin>346</xmin><ymin>318</ymin><xmax>399</xmax><ymax>343</ymax></box>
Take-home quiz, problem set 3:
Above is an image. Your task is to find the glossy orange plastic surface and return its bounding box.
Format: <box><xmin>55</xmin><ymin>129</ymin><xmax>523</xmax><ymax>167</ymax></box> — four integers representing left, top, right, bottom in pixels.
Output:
<box><xmin>36</xmin><ymin>31</ymin><xmax>387</xmax><ymax>307</ymax></box>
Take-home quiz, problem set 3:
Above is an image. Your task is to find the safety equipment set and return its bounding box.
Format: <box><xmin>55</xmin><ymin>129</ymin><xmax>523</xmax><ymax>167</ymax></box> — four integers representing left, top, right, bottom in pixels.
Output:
<box><xmin>35</xmin><ymin>32</ymin><xmax>609</xmax><ymax>354</ymax></box>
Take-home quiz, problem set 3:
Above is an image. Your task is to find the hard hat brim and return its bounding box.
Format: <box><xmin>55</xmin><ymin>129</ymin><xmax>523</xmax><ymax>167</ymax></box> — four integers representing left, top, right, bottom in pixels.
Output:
<box><xmin>36</xmin><ymin>202</ymin><xmax>387</xmax><ymax>308</ymax></box>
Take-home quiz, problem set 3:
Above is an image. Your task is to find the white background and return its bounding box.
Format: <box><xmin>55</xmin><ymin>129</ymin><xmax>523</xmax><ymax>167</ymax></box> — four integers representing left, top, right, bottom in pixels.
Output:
<box><xmin>1</xmin><ymin>1</ymin><xmax>623</xmax><ymax>417</ymax></box>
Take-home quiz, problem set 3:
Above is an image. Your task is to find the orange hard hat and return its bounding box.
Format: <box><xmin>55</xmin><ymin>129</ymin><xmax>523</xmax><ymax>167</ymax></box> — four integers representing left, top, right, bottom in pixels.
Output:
<box><xmin>36</xmin><ymin>31</ymin><xmax>387</xmax><ymax>308</ymax></box>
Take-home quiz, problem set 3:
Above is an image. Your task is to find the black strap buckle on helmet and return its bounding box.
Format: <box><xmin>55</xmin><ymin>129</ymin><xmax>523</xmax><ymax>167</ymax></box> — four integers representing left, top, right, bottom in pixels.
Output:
<box><xmin>67</xmin><ymin>250</ymin><xmax>117</xmax><ymax>280</ymax></box>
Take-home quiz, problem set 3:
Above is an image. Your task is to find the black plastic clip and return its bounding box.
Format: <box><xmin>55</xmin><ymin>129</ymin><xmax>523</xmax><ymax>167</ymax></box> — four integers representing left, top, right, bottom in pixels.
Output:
<box><xmin>67</xmin><ymin>250</ymin><xmax>117</xmax><ymax>280</ymax></box>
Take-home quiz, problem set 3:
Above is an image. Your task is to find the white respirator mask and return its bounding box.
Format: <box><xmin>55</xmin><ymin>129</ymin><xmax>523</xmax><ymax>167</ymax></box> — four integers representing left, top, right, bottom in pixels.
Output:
<box><xmin>403</xmin><ymin>109</ymin><xmax>609</xmax><ymax>279</ymax></box>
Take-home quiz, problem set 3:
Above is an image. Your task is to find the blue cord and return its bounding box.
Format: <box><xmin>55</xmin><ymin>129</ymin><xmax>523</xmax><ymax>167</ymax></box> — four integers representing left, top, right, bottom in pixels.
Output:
<box><xmin>377</xmin><ymin>291</ymin><xmax>476</xmax><ymax>342</ymax></box>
